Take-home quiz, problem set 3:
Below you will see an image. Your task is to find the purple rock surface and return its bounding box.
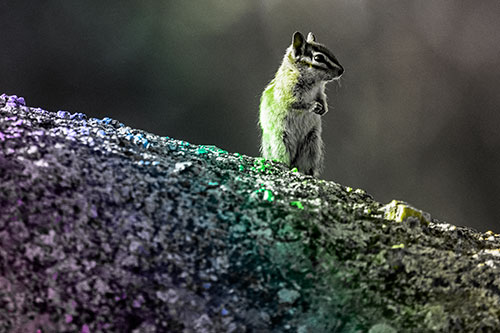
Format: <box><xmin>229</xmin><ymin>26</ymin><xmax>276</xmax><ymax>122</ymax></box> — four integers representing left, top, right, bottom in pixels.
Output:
<box><xmin>1</xmin><ymin>93</ymin><xmax>500</xmax><ymax>332</ymax></box>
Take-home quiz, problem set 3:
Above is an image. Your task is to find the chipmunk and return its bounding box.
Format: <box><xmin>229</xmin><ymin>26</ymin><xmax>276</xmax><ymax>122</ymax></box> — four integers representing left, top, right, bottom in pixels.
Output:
<box><xmin>259</xmin><ymin>31</ymin><xmax>343</xmax><ymax>176</ymax></box>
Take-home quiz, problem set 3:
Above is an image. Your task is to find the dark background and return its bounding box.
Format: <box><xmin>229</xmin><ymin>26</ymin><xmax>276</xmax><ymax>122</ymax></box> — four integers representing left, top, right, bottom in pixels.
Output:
<box><xmin>2</xmin><ymin>1</ymin><xmax>500</xmax><ymax>231</ymax></box>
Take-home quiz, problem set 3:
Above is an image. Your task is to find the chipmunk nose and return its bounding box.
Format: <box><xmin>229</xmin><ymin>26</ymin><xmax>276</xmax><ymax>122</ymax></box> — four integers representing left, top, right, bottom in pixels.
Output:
<box><xmin>337</xmin><ymin>66</ymin><xmax>344</xmax><ymax>76</ymax></box>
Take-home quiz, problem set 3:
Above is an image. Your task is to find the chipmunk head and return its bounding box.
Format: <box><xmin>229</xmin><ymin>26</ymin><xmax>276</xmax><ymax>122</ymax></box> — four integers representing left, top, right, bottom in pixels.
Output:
<box><xmin>290</xmin><ymin>31</ymin><xmax>344</xmax><ymax>82</ymax></box>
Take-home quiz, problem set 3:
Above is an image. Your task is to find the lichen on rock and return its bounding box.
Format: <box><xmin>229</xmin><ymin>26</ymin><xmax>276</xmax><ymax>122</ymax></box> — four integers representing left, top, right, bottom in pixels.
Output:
<box><xmin>1</xmin><ymin>93</ymin><xmax>500</xmax><ymax>332</ymax></box>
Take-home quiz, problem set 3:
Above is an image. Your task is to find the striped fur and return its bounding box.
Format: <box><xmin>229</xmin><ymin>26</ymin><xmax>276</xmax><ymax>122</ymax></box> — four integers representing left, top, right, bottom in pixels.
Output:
<box><xmin>259</xmin><ymin>31</ymin><xmax>343</xmax><ymax>176</ymax></box>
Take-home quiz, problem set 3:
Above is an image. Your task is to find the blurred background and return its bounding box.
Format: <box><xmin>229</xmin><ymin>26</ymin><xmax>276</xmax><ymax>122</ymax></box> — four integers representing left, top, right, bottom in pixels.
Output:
<box><xmin>1</xmin><ymin>1</ymin><xmax>500</xmax><ymax>231</ymax></box>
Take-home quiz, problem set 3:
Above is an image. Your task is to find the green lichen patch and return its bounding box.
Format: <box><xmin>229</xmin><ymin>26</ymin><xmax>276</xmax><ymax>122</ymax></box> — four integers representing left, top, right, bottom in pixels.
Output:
<box><xmin>381</xmin><ymin>200</ymin><xmax>431</xmax><ymax>224</ymax></box>
<box><xmin>290</xmin><ymin>201</ymin><xmax>304</xmax><ymax>210</ymax></box>
<box><xmin>251</xmin><ymin>157</ymin><xmax>272</xmax><ymax>173</ymax></box>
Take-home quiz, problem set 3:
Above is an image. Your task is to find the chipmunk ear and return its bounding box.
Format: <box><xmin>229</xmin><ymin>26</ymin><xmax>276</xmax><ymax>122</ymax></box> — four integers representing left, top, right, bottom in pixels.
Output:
<box><xmin>292</xmin><ymin>31</ymin><xmax>305</xmax><ymax>58</ymax></box>
<box><xmin>307</xmin><ymin>32</ymin><xmax>316</xmax><ymax>43</ymax></box>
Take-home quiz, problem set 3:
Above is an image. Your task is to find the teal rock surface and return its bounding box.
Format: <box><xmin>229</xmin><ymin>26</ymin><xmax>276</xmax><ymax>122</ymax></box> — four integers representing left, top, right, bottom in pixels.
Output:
<box><xmin>1</xmin><ymin>93</ymin><xmax>500</xmax><ymax>332</ymax></box>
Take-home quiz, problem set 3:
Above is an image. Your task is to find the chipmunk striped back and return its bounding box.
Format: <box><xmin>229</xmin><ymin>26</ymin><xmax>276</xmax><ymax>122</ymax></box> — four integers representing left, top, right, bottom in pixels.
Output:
<box><xmin>259</xmin><ymin>31</ymin><xmax>343</xmax><ymax>176</ymax></box>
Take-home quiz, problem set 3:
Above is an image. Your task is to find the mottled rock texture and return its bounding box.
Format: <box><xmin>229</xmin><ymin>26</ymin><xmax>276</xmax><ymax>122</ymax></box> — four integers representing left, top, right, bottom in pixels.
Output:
<box><xmin>1</xmin><ymin>93</ymin><xmax>500</xmax><ymax>332</ymax></box>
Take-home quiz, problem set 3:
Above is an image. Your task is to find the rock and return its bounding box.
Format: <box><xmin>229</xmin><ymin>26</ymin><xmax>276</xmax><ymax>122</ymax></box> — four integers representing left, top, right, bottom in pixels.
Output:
<box><xmin>1</xmin><ymin>93</ymin><xmax>500</xmax><ymax>332</ymax></box>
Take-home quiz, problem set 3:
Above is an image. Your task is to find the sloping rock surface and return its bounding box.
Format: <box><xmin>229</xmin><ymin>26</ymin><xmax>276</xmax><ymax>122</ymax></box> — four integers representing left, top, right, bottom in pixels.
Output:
<box><xmin>1</xmin><ymin>93</ymin><xmax>500</xmax><ymax>332</ymax></box>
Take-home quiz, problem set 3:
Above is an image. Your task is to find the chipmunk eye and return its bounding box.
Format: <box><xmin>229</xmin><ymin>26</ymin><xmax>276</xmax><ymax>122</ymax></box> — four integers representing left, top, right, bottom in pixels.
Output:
<box><xmin>313</xmin><ymin>54</ymin><xmax>326</xmax><ymax>63</ymax></box>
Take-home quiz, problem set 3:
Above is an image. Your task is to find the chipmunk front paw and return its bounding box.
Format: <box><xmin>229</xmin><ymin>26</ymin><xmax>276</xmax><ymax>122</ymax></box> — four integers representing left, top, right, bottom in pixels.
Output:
<box><xmin>311</xmin><ymin>102</ymin><xmax>326</xmax><ymax>115</ymax></box>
